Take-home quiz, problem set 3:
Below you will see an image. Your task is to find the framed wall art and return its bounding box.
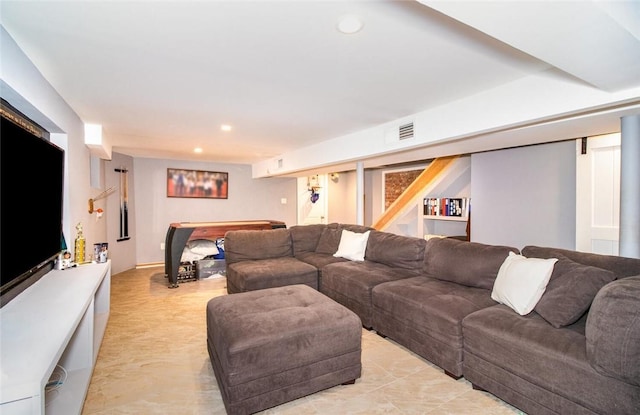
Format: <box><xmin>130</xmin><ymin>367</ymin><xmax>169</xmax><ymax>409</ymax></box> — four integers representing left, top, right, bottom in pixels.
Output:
<box><xmin>167</xmin><ymin>168</ymin><xmax>228</xmax><ymax>199</ymax></box>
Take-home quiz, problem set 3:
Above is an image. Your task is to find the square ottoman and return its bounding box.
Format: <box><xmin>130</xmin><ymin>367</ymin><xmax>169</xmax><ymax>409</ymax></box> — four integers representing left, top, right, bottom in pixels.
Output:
<box><xmin>206</xmin><ymin>284</ymin><xmax>362</xmax><ymax>415</ymax></box>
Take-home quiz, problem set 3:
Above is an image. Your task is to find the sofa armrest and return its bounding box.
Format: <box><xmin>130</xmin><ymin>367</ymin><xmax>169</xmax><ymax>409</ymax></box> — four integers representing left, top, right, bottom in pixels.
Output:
<box><xmin>224</xmin><ymin>228</ymin><xmax>293</xmax><ymax>263</ymax></box>
<box><xmin>586</xmin><ymin>275</ymin><xmax>640</xmax><ymax>386</ymax></box>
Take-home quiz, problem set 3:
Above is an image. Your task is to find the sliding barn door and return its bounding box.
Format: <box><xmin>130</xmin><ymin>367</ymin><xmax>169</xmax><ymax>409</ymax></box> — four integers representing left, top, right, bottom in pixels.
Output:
<box><xmin>576</xmin><ymin>133</ymin><xmax>621</xmax><ymax>254</ymax></box>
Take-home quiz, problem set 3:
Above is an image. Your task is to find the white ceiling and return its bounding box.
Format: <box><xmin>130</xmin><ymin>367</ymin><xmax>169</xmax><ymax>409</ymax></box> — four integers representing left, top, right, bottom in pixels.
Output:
<box><xmin>1</xmin><ymin>1</ymin><xmax>639</xmax><ymax>175</ymax></box>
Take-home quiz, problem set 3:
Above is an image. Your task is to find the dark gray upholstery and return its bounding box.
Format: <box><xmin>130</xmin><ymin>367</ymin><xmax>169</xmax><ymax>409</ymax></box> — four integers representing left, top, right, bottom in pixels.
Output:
<box><xmin>373</xmin><ymin>276</ymin><xmax>496</xmax><ymax>377</ymax></box>
<box><xmin>225</xmin><ymin>227</ymin><xmax>293</xmax><ymax>263</ymax></box>
<box><xmin>289</xmin><ymin>223</ymin><xmax>325</xmax><ymax>254</ymax></box>
<box><xmin>222</xmin><ymin>225</ymin><xmax>640</xmax><ymax>414</ymax></box>
<box><xmin>423</xmin><ymin>237</ymin><xmax>518</xmax><ymax>289</ymax></box>
<box><xmin>314</xmin><ymin>223</ymin><xmax>345</xmax><ymax>254</ymax></box>
<box><xmin>365</xmin><ymin>230</ymin><xmax>426</xmax><ymax>269</ymax></box>
<box><xmin>319</xmin><ymin>232</ymin><xmax>426</xmax><ymax>328</ymax></box>
<box><xmin>321</xmin><ymin>261</ymin><xmax>419</xmax><ymax>329</ymax></box>
<box><xmin>292</xmin><ymin>251</ymin><xmax>346</xmax><ymax>291</ymax></box>
<box><xmin>225</xmin><ymin>223</ymin><xmax>374</xmax><ymax>294</ymax></box>
<box><xmin>534</xmin><ymin>256</ymin><xmax>615</xmax><ymax>328</ymax></box>
<box><xmin>586</xmin><ymin>276</ymin><xmax>640</xmax><ymax>387</ymax></box>
<box><xmin>464</xmin><ymin>247</ymin><xmax>640</xmax><ymax>415</ymax></box>
<box><xmin>463</xmin><ymin>305</ymin><xmax>640</xmax><ymax>415</ymax></box>
<box><xmin>226</xmin><ymin>257</ymin><xmax>318</xmax><ymax>293</ymax></box>
<box><xmin>522</xmin><ymin>245</ymin><xmax>640</xmax><ymax>279</ymax></box>
<box><xmin>207</xmin><ymin>285</ymin><xmax>362</xmax><ymax>415</ymax></box>
<box><xmin>371</xmin><ymin>237</ymin><xmax>515</xmax><ymax>378</ymax></box>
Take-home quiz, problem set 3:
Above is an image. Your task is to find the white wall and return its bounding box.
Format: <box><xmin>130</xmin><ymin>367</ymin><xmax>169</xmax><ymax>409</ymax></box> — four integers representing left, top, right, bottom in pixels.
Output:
<box><xmin>327</xmin><ymin>171</ymin><xmax>358</xmax><ymax>224</ymax></box>
<box><xmin>133</xmin><ymin>157</ymin><xmax>297</xmax><ymax>265</ymax></box>
<box><xmin>471</xmin><ymin>140</ymin><xmax>576</xmax><ymax>249</ymax></box>
<box><xmin>1</xmin><ymin>27</ymin><xmax>108</xmax><ymax>259</ymax></box>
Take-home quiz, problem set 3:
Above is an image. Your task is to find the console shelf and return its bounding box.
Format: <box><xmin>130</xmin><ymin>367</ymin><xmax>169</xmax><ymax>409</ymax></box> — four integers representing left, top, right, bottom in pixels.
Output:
<box><xmin>0</xmin><ymin>261</ymin><xmax>111</xmax><ymax>414</ymax></box>
<box><xmin>422</xmin><ymin>215</ymin><xmax>468</xmax><ymax>221</ymax></box>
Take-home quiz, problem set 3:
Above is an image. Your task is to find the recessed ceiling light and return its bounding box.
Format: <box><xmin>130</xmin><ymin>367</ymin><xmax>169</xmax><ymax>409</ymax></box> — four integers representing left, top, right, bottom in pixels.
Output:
<box><xmin>337</xmin><ymin>15</ymin><xmax>364</xmax><ymax>34</ymax></box>
<box><xmin>221</xmin><ymin>124</ymin><xmax>232</xmax><ymax>132</ymax></box>
<box><xmin>194</xmin><ymin>147</ymin><xmax>203</xmax><ymax>153</ymax></box>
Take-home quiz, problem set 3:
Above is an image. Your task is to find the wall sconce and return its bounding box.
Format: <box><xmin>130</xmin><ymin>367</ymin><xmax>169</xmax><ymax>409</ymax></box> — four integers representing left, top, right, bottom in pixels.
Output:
<box><xmin>88</xmin><ymin>186</ymin><xmax>115</xmax><ymax>213</ymax></box>
<box><xmin>307</xmin><ymin>174</ymin><xmax>321</xmax><ymax>203</ymax></box>
<box><xmin>330</xmin><ymin>173</ymin><xmax>339</xmax><ymax>182</ymax></box>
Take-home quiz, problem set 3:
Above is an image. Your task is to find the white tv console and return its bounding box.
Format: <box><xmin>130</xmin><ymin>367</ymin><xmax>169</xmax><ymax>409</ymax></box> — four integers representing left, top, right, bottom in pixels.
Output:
<box><xmin>0</xmin><ymin>261</ymin><xmax>111</xmax><ymax>414</ymax></box>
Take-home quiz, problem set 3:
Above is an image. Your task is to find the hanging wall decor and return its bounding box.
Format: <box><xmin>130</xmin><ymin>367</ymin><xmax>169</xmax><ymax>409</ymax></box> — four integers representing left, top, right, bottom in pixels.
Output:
<box><xmin>115</xmin><ymin>167</ymin><xmax>130</xmax><ymax>241</ymax></box>
<box><xmin>167</xmin><ymin>168</ymin><xmax>228</xmax><ymax>199</ymax></box>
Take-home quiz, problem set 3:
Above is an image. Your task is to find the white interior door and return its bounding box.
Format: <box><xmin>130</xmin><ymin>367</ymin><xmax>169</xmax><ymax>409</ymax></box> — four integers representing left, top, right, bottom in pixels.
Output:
<box><xmin>576</xmin><ymin>133</ymin><xmax>621</xmax><ymax>254</ymax></box>
<box><xmin>297</xmin><ymin>174</ymin><xmax>328</xmax><ymax>225</ymax></box>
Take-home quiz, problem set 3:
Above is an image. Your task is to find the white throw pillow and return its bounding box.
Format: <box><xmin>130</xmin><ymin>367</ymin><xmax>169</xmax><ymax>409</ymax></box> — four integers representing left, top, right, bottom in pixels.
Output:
<box><xmin>491</xmin><ymin>252</ymin><xmax>558</xmax><ymax>315</ymax></box>
<box><xmin>333</xmin><ymin>230</ymin><xmax>370</xmax><ymax>261</ymax></box>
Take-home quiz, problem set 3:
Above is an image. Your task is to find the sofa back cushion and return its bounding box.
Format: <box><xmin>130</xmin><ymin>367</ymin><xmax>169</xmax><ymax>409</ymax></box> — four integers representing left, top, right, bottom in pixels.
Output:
<box><xmin>290</xmin><ymin>224</ymin><xmax>326</xmax><ymax>255</ymax></box>
<box><xmin>314</xmin><ymin>223</ymin><xmax>343</xmax><ymax>254</ymax></box>
<box><xmin>224</xmin><ymin>228</ymin><xmax>292</xmax><ymax>263</ymax></box>
<box><xmin>522</xmin><ymin>245</ymin><xmax>640</xmax><ymax>279</ymax></box>
<box><xmin>424</xmin><ymin>238</ymin><xmax>518</xmax><ymax>290</ymax></box>
<box><xmin>365</xmin><ymin>231</ymin><xmax>426</xmax><ymax>269</ymax></box>
<box><xmin>534</xmin><ymin>255</ymin><xmax>616</xmax><ymax>328</ymax></box>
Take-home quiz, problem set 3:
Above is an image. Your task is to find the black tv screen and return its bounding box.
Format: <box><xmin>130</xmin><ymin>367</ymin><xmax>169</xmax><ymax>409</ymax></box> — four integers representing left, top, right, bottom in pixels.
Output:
<box><xmin>0</xmin><ymin>102</ymin><xmax>65</xmax><ymax>307</ymax></box>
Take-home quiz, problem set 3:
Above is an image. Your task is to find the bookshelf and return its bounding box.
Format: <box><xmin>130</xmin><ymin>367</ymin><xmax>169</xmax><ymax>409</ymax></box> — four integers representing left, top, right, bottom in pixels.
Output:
<box><xmin>422</xmin><ymin>197</ymin><xmax>470</xmax><ymax>238</ymax></box>
<box><xmin>423</xmin><ymin>197</ymin><xmax>469</xmax><ymax>219</ymax></box>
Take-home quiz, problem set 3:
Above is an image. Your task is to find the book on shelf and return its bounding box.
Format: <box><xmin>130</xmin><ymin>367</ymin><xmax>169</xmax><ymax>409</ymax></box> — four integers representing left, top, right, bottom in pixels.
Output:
<box><xmin>423</xmin><ymin>197</ymin><xmax>469</xmax><ymax>217</ymax></box>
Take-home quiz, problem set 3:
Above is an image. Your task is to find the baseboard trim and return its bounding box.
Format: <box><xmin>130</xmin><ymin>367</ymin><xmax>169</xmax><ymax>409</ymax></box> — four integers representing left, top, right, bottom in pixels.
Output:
<box><xmin>136</xmin><ymin>262</ymin><xmax>164</xmax><ymax>269</ymax></box>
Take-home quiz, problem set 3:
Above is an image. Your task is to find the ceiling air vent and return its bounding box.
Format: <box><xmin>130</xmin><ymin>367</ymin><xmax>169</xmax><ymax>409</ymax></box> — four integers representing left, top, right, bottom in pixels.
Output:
<box><xmin>398</xmin><ymin>122</ymin><xmax>414</xmax><ymax>140</ymax></box>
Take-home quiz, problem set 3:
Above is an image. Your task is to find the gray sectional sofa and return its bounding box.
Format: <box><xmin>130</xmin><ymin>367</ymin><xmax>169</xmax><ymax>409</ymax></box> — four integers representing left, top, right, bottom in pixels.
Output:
<box><xmin>223</xmin><ymin>223</ymin><xmax>640</xmax><ymax>415</ymax></box>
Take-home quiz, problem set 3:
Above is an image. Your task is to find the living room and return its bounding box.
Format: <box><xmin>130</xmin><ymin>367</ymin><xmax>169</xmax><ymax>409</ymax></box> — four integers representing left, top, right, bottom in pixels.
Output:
<box><xmin>2</xmin><ymin>1</ymin><xmax>639</xmax><ymax>275</ymax></box>
<box><xmin>1</xmin><ymin>1</ymin><xmax>639</xmax><ymax>414</ymax></box>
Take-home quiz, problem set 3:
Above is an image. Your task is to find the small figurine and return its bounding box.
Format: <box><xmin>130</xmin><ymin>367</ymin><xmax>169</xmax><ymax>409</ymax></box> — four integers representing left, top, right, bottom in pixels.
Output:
<box><xmin>61</xmin><ymin>251</ymin><xmax>72</xmax><ymax>269</ymax></box>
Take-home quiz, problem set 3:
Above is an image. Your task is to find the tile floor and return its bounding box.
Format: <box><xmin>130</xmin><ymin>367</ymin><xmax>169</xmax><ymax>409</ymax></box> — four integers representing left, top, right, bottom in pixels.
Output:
<box><xmin>80</xmin><ymin>266</ymin><xmax>523</xmax><ymax>414</ymax></box>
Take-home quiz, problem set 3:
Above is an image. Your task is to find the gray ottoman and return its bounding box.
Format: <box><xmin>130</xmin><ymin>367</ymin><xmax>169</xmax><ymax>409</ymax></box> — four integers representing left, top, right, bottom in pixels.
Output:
<box><xmin>206</xmin><ymin>284</ymin><xmax>362</xmax><ymax>415</ymax></box>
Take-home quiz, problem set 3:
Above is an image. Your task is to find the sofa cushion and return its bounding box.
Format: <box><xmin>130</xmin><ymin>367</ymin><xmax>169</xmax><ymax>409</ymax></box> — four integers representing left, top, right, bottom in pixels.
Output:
<box><xmin>333</xmin><ymin>229</ymin><xmax>370</xmax><ymax>261</ymax></box>
<box><xmin>224</xmin><ymin>228</ymin><xmax>292</xmax><ymax>263</ymax></box>
<box><xmin>315</xmin><ymin>223</ymin><xmax>343</xmax><ymax>254</ymax></box>
<box><xmin>424</xmin><ymin>238</ymin><xmax>518</xmax><ymax>290</ymax></box>
<box><xmin>365</xmin><ymin>231</ymin><xmax>426</xmax><ymax>270</ymax></box>
<box><xmin>372</xmin><ymin>276</ymin><xmax>496</xmax><ymax>377</ymax></box>
<box><xmin>491</xmin><ymin>252</ymin><xmax>557</xmax><ymax>316</ymax></box>
<box><xmin>226</xmin><ymin>257</ymin><xmax>318</xmax><ymax>293</ymax></box>
<box><xmin>321</xmin><ymin>260</ymin><xmax>417</xmax><ymax>328</ymax></box>
<box><xmin>290</xmin><ymin>224</ymin><xmax>326</xmax><ymax>254</ymax></box>
<box><xmin>586</xmin><ymin>276</ymin><xmax>640</xmax><ymax>387</ymax></box>
<box><xmin>295</xmin><ymin>251</ymin><xmax>347</xmax><ymax>269</ymax></box>
<box><xmin>534</xmin><ymin>256</ymin><xmax>616</xmax><ymax>328</ymax></box>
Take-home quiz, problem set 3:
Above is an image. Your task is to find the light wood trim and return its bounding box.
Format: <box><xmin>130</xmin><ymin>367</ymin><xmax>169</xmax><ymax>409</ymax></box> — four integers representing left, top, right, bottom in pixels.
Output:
<box><xmin>373</xmin><ymin>155</ymin><xmax>459</xmax><ymax>230</ymax></box>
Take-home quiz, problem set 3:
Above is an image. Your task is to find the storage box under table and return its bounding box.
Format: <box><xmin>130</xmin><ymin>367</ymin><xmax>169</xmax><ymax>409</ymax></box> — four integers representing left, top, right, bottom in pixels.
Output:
<box><xmin>206</xmin><ymin>284</ymin><xmax>362</xmax><ymax>415</ymax></box>
<box><xmin>197</xmin><ymin>258</ymin><xmax>226</xmax><ymax>279</ymax></box>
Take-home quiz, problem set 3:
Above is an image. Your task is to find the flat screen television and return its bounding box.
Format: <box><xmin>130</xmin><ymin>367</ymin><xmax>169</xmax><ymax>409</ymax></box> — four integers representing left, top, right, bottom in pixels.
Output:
<box><xmin>0</xmin><ymin>99</ymin><xmax>65</xmax><ymax>307</ymax></box>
